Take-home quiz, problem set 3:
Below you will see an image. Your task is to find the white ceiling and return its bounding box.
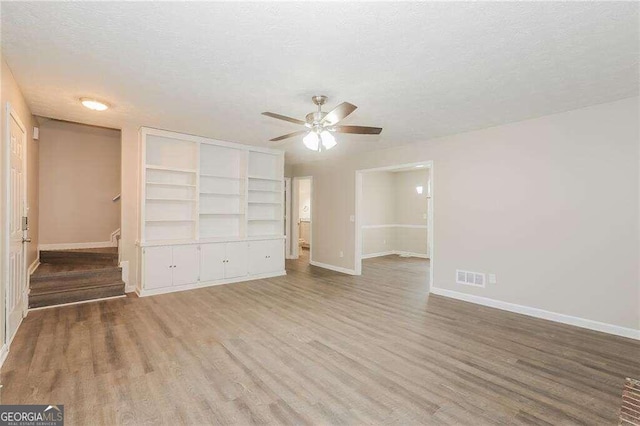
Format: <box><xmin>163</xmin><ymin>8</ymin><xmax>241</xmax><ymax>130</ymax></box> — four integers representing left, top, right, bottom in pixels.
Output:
<box><xmin>2</xmin><ymin>2</ymin><xmax>638</xmax><ymax>164</ymax></box>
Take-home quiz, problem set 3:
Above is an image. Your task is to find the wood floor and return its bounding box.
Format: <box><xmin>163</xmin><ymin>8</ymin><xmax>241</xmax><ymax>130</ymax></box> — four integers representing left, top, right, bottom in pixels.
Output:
<box><xmin>1</xmin><ymin>254</ymin><xmax>638</xmax><ymax>425</ymax></box>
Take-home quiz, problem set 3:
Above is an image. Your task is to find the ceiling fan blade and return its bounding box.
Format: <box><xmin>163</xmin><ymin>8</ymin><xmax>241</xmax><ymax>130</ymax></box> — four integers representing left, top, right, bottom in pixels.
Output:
<box><xmin>262</xmin><ymin>112</ymin><xmax>306</xmax><ymax>126</ymax></box>
<box><xmin>269</xmin><ymin>130</ymin><xmax>308</xmax><ymax>142</ymax></box>
<box><xmin>333</xmin><ymin>125</ymin><xmax>382</xmax><ymax>135</ymax></box>
<box><xmin>321</xmin><ymin>102</ymin><xmax>357</xmax><ymax>125</ymax></box>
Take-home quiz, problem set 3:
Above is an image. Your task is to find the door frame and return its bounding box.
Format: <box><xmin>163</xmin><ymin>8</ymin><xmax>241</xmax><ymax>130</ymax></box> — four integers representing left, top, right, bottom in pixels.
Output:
<box><xmin>291</xmin><ymin>176</ymin><xmax>313</xmax><ymax>261</ymax></box>
<box><xmin>3</xmin><ymin>102</ymin><xmax>29</xmax><ymax>348</ymax></box>
<box><xmin>354</xmin><ymin>161</ymin><xmax>433</xmax><ymax>290</ymax></box>
<box><xmin>284</xmin><ymin>177</ymin><xmax>293</xmax><ymax>259</ymax></box>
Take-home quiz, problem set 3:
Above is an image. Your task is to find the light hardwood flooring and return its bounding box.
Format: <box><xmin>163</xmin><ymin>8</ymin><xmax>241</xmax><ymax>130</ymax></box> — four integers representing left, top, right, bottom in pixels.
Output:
<box><xmin>1</xmin><ymin>255</ymin><xmax>638</xmax><ymax>425</ymax></box>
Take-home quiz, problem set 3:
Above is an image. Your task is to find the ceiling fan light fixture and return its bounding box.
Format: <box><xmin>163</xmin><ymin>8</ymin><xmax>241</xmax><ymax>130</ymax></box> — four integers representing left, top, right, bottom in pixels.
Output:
<box><xmin>320</xmin><ymin>131</ymin><xmax>336</xmax><ymax>150</ymax></box>
<box><xmin>303</xmin><ymin>131</ymin><xmax>319</xmax><ymax>151</ymax></box>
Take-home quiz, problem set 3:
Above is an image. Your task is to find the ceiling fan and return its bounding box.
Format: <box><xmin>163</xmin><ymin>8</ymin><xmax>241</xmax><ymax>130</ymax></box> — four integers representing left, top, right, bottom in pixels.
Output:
<box><xmin>262</xmin><ymin>95</ymin><xmax>382</xmax><ymax>152</ymax></box>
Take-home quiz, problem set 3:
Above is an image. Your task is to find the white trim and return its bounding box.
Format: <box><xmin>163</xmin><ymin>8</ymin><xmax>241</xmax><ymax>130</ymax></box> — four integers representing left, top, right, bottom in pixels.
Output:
<box><xmin>361</xmin><ymin>251</ymin><xmax>396</xmax><ymax>259</ymax></box>
<box><xmin>39</xmin><ymin>241</ymin><xmax>115</xmax><ymax>251</ymax></box>
<box><xmin>309</xmin><ymin>260</ymin><xmax>358</xmax><ymax>275</ymax></box>
<box><xmin>361</xmin><ymin>250</ymin><xmax>429</xmax><ymax>259</ymax></box>
<box><xmin>284</xmin><ymin>177</ymin><xmax>293</xmax><ymax>259</ymax></box>
<box><xmin>136</xmin><ymin>270</ymin><xmax>287</xmax><ymax>297</ymax></box>
<box><xmin>27</xmin><ymin>257</ymin><xmax>40</xmax><ymax>276</ymax></box>
<box><xmin>430</xmin><ymin>287</ymin><xmax>640</xmax><ymax>341</ymax></box>
<box><xmin>355</xmin><ymin>160</ymin><xmax>434</xmax><ymax>286</ymax></box>
<box><xmin>0</xmin><ymin>343</ymin><xmax>8</xmax><ymax>368</ymax></box>
<box><xmin>396</xmin><ymin>251</ymin><xmax>429</xmax><ymax>259</ymax></box>
<box><xmin>28</xmin><ymin>295</ymin><xmax>127</xmax><ymax>311</ymax></box>
<box><xmin>141</xmin><ymin>127</ymin><xmax>282</xmax><ymax>155</ymax></box>
<box><xmin>110</xmin><ymin>228</ymin><xmax>121</xmax><ymax>244</ymax></box>
<box><xmin>361</xmin><ymin>224</ymin><xmax>428</xmax><ymax>229</ymax></box>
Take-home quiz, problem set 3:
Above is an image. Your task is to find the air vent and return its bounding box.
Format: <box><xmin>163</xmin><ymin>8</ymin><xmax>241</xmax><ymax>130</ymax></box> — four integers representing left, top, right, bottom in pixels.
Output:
<box><xmin>456</xmin><ymin>269</ymin><xmax>485</xmax><ymax>287</ymax></box>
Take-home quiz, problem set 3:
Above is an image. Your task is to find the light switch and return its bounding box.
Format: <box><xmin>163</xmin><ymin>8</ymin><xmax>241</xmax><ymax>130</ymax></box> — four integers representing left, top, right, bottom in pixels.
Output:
<box><xmin>423</xmin><ymin>213</ymin><xmax>427</xmax><ymax>219</ymax></box>
<box><xmin>350</xmin><ymin>215</ymin><xmax>355</xmax><ymax>222</ymax></box>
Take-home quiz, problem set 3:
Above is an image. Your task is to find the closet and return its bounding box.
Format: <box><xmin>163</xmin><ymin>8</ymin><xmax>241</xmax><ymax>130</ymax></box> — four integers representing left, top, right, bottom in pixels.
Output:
<box><xmin>138</xmin><ymin>127</ymin><xmax>285</xmax><ymax>296</ymax></box>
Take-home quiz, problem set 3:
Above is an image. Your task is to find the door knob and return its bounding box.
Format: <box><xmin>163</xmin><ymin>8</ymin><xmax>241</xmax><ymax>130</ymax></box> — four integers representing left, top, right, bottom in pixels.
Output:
<box><xmin>22</xmin><ymin>237</ymin><xmax>31</xmax><ymax>243</ymax></box>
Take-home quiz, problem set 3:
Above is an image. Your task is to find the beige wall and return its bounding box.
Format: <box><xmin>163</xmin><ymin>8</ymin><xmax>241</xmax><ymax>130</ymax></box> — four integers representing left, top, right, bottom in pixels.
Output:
<box><xmin>1</xmin><ymin>55</ymin><xmax>39</xmax><ymax>346</ymax></box>
<box><xmin>293</xmin><ymin>97</ymin><xmax>640</xmax><ymax>331</ymax></box>
<box><xmin>362</xmin><ymin>170</ymin><xmax>429</xmax><ymax>256</ymax></box>
<box><xmin>38</xmin><ymin>120</ymin><xmax>120</xmax><ymax>245</ymax></box>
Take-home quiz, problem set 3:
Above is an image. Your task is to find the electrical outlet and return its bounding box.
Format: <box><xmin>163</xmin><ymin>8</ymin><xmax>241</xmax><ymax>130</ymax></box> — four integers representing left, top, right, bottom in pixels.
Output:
<box><xmin>488</xmin><ymin>274</ymin><xmax>497</xmax><ymax>284</ymax></box>
<box><xmin>339</xmin><ymin>251</ymin><xmax>344</xmax><ymax>258</ymax></box>
<box><xmin>383</xmin><ymin>239</ymin><xmax>386</xmax><ymax>245</ymax></box>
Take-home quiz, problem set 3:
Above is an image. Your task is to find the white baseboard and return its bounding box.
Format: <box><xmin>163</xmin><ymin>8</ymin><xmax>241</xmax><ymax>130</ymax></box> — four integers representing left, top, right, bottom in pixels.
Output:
<box><xmin>27</xmin><ymin>257</ymin><xmax>40</xmax><ymax>275</ymax></box>
<box><xmin>137</xmin><ymin>270</ymin><xmax>288</xmax><ymax>297</ymax></box>
<box><xmin>309</xmin><ymin>260</ymin><xmax>359</xmax><ymax>275</ymax></box>
<box><xmin>395</xmin><ymin>251</ymin><xmax>429</xmax><ymax>259</ymax></box>
<box><xmin>361</xmin><ymin>250</ymin><xmax>429</xmax><ymax>260</ymax></box>
<box><xmin>361</xmin><ymin>251</ymin><xmax>396</xmax><ymax>259</ymax></box>
<box><xmin>39</xmin><ymin>241</ymin><xmax>115</xmax><ymax>250</ymax></box>
<box><xmin>0</xmin><ymin>344</ymin><xmax>8</xmax><ymax>369</ymax></box>
<box><xmin>430</xmin><ymin>287</ymin><xmax>640</xmax><ymax>340</ymax></box>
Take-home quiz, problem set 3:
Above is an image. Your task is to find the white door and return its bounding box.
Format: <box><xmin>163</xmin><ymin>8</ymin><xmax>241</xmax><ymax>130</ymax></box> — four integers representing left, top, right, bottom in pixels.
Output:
<box><xmin>225</xmin><ymin>242</ymin><xmax>248</xmax><ymax>279</ymax></box>
<box><xmin>144</xmin><ymin>246</ymin><xmax>173</xmax><ymax>289</ymax></box>
<box><xmin>6</xmin><ymin>108</ymin><xmax>27</xmax><ymax>343</ymax></box>
<box><xmin>200</xmin><ymin>243</ymin><xmax>225</xmax><ymax>282</ymax></box>
<box><xmin>172</xmin><ymin>245</ymin><xmax>199</xmax><ymax>286</ymax></box>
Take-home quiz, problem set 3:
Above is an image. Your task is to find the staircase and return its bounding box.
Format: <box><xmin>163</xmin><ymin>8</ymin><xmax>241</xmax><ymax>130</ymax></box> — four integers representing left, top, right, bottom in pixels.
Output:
<box><xmin>29</xmin><ymin>247</ymin><xmax>125</xmax><ymax>308</ymax></box>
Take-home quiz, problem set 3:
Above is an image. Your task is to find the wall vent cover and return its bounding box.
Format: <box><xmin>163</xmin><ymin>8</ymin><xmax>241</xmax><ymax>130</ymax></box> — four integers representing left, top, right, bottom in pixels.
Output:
<box><xmin>456</xmin><ymin>269</ymin><xmax>485</xmax><ymax>287</ymax></box>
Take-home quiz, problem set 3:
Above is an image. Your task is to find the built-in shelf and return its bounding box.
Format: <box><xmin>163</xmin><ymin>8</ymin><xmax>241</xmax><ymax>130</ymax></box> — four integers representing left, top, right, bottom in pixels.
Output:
<box><xmin>248</xmin><ymin>189</ymin><xmax>281</xmax><ymax>193</ymax></box>
<box><xmin>146</xmin><ymin>219</ymin><xmax>196</xmax><ymax>223</ymax></box>
<box><xmin>200</xmin><ymin>213</ymin><xmax>244</xmax><ymax>216</ymax></box>
<box><xmin>146</xmin><ymin>165</ymin><xmax>197</xmax><ymax>173</ymax></box>
<box><xmin>147</xmin><ymin>182</ymin><xmax>196</xmax><ymax>187</ymax></box>
<box><xmin>248</xmin><ymin>176</ymin><xmax>281</xmax><ymax>181</ymax></box>
<box><xmin>146</xmin><ymin>198</ymin><xmax>196</xmax><ymax>202</ymax></box>
<box><xmin>200</xmin><ymin>192</ymin><xmax>242</xmax><ymax>196</ymax></box>
<box><xmin>248</xmin><ymin>201</ymin><xmax>281</xmax><ymax>205</ymax></box>
<box><xmin>248</xmin><ymin>218</ymin><xmax>280</xmax><ymax>222</ymax></box>
<box><xmin>200</xmin><ymin>174</ymin><xmax>242</xmax><ymax>180</ymax></box>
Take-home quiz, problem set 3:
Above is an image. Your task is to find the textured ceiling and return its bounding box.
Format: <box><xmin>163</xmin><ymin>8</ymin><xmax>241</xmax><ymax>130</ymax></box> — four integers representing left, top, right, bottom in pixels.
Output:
<box><xmin>1</xmin><ymin>2</ymin><xmax>638</xmax><ymax>164</ymax></box>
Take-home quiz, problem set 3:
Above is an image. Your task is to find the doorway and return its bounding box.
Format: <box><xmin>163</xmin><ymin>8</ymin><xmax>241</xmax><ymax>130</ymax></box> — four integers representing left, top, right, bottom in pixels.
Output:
<box><xmin>355</xmin><ymin>161</ymin><xmax>433</xmax><ymax>289</ymax></box>
<box><xmin>292</xmin><ymin>176</ymin><xmax>312</xmax><ymax>263</ymax></box>
<box><xmin>4</xmin><ymin>104</ymin><xmax>29</xmax><ymax>346</ymax></box>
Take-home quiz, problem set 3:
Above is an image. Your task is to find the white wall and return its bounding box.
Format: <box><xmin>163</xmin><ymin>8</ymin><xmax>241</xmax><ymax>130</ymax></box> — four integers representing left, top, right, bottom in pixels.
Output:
<box><xmin>293</xmin><ymin>97</ymin><xmax>639</xmax><ymax>332</ymax></box>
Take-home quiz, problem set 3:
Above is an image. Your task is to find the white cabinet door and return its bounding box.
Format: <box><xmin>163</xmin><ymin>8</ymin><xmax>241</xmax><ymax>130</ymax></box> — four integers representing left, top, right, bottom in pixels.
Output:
<box><xmin>200</xmin><ymin>243</ymin><xmax>225</xmax><ymax>282</ymax></box>
<box><xmin>249</xmin><ymin>239</ymin><xmax>284</xmax><ymax>275</ymax></box>
<box><xmin>225</xmin><ymin>242</ymin><xmax>248</xmax><ymax>279</ymax></box>
<box><xmin>144</xmin><ymin>246</ymin><xmax>173</xmax><ymax>289</ymax></box>
<box><xmin>263</xmin><ymin>239</ymin><xmax>284</xmax><ymax>274</ymax></box>
<box><xmin>172</xmin><ymin>245</ymin><xmax>199</xmax><ymax>286</ymax></box>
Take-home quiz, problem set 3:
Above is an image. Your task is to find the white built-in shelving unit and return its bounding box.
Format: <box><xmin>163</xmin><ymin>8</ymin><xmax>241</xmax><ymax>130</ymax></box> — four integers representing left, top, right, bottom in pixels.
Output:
<box><xmin>138</xmin><ymin>127</ymin><xmax>285</xmax><ymax>296</ymax></box>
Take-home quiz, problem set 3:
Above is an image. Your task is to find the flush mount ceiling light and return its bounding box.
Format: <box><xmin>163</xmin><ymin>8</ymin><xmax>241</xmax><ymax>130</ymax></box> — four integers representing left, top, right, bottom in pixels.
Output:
<box><xmin>262</xmin><ymin>95</ymin><xmax>382</xmax><ymax>152</ymax></box>
<box><xmin>415</xmin><ymin>164</ymin><xmax>425</xmax><ymax>168</ymax></box>
<box><xmin>80</xmin><ymin>98</ymin><xmax>109</xmax><ymax>111</ymax></box>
